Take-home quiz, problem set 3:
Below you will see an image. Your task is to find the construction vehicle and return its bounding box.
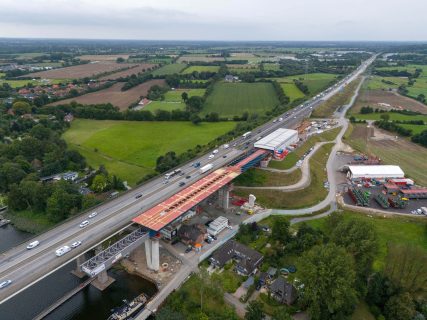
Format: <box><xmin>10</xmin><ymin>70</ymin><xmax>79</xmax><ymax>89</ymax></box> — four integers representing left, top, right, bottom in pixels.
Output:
<box><xmin>375</xmin><ymin>194</ymin><xmax>389</xmax><ymax>209</ymax></box>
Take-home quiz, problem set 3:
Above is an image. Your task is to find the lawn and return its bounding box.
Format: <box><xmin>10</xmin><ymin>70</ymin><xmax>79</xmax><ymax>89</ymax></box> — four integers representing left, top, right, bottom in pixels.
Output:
<box><xmin>344</xmin><ymin>123</ymin><xmax>427</xmax><ymax>186</ymax></box>
<box><xmin>300</xmin><ymin>210</ymin><xmax>427</xmax><ymax>270</ymax></box>
<box><xmin>235</xmin><ymin>143</ymin><xmax>333</xmax><ymax>209</ymax></box>
<box><xmin>143</xmin><ymin>88</ymin><xmax>205</xmax><ymax>112</ymax></box>
<box><xmin>63</xmin><ymin>119</ymin><xmax>235</xmax><ymax>185</ymax></box>
<box><xmin>269</xmin><ymin>127</ymin><xmax>341</xmax><ymax>170</ymax></box>
<box><xmin>181</xmin><ymin>65</ymin><xmax>219</xmax><ymax>74</ymax></box>
<box><xmin>202</xmin><ymin>82</ymin><xmax>279</xmax><ymax>118</ymax></box>
<box><xmin>151</xmin><ymin>63</ymin><xmax>187</xmax><ymax>76</ymax></box>
<box><xmin>233</xmin><ymin>167</ymin><xmax>302</xmax><ymax>187</ymax></box>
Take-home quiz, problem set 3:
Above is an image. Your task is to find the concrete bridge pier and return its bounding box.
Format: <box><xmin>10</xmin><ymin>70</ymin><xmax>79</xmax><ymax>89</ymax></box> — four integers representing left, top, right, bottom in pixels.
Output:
<box><xmin>218</xmin><ymin>185</ymin><xmax>231</xmax><ymax>210</ymax></box>
<box><xmin>145</xmin><ymin>237</ymin><xmax>160</xmax><ymax>271</ymax></box>
<box><xmin>91</xmin><ymin>270</ymin><xmax>115</xmax><ymax>291</ymax></box>
<box><xmin>71</xmin><ymin>255</ymin><xmax>87</xmax><ymax>278</ymax></box>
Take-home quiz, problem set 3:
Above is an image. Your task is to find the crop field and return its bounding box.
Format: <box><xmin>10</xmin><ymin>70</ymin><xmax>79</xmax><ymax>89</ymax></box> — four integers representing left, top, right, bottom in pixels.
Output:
<box><xmin>63</xmin><ymin>119</ymin><xmax>235</xmax><ymax>185</ymax></box>
<box><xmin>279</xmin><ymin>81</ymin><xmax>305</xmax><ymax>101</ymax></box>
<box><xmin>345</xmin><ymin>123</ymin><xmax>427</xmax><ymax>186</ymax></box>
<box><xmin>263</xmin><ymin>63</ymin><xmax>280</xmax><ymax>71</ymax></box>
<box><xmin>98</xmin><ymin>64</ymin><xmax>156</xmax><ymax>80</ymax></box>
<box><xmin>77</xmin><ymin>54</ymin><xmax>130</xmax><ymax>61</ymax></box>
<box><xmin>0</xmin><ymin>78</ymin><xmax>68</xmax><ymax>88</ymax></box>
<box><xmin>287</xmin><ymin>73</ymin><xmax>338</xmax><ymax>94</ymax></box>
<box><xmin>144</xmin><ymin>88</ymin><xmax>205</xmax><ymax>112</ymax></box>
<box><xmin>227</xmin><ymin>65</ymin><xmax>260</xmax><ymax>73</ymax></box>
<box><xmin>49</xmin><ymin>79</ymin><xmax>166</xmax><ymax>110</ymax></box>
<box><xmin>151</xmin><ymin>63</ymin><xmax>187</xmax><ymax>76</ymax></box>
<box><xmin>181</xmin><ymin>65</ymin><xmax>219</xmax><ymax>74</ymax></box>
<box><xmin>177</xmin><ymin>55</ymin><xmax>225</xmax><ymax>63</ymax></box>
<box><xmin>24</xmin><ymin>61</ymin><xmax>133</xmax><ymax>79</ymax></box>
<box><xmin>364</xmin><ymin>75</ymin><xmax>408</xmax><ymax>91</ymax></box>
<box><xmin>202</xmin><ymin>82</ymin><xmax>279</xmax><ymax>118</ymax></box>
<box><xmin>351</xmin><ymin>88</ymin><xmax>427</xmax><ymax>114</ymax></box>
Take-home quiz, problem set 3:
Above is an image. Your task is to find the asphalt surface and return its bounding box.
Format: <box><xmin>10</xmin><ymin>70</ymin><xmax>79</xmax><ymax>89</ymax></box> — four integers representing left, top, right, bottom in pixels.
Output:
<box><xmin>0</xmin><ymin>56</ymin><xmax>375</xmax><ymax>304</ymax></box>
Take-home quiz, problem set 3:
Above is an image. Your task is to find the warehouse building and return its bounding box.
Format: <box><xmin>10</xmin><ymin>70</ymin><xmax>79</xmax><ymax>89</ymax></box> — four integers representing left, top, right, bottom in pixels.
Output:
<box><xmin>254</xmin><ymin>128</ymin><xmax>299</xmax><ymax>159</ymax></box>
<box><xmin>347</xmin><ymin>165</ymin><xmax>404</xmax><ymax>180</ymax></box>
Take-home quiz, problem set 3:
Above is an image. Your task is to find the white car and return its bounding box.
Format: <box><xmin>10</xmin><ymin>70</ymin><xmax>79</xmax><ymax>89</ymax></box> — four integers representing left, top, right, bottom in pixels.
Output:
<box><xmin>279</xmin><ymin>117</ymin><xmax>283</xmax><ymax>122</ymax></box>
<box><xmin>0</xmin><ymin>280</ymin><xmax>12</xmax><ymax>289</ymax></box>
<box><xmin>208</xmin><ymin>154</ymin><xmax>214</xmax><ymax>160</ymax></box>
<box><xmin>26</xmin><ymin>240</ymin><xmax>40</xmax><ymax>250</ymax></box>
<box><xmin>88</xmin><ymin>211</ymin><xmax>97</xmax><ymax>219</ymax></box>
<box><xmin>71</xmin><ymin>241</ymin><xmax>82</xmax><ymax>248</ymax></box>
<box><xmin>79</xmin><ymin>220</ymin><xmax>89</xmax><ymax>228</ymax></box>
<box><xmin>223</xmin><ymin>144</ymin><xmax>229</xmax><ymax>149</ymax></box>
<box><xmin>212</xmin><ymin>149</ymin><xmax>219</xmax><ymax>154</ymax></box>
<box><xmin>273</xmin><ymin>119</ymin><xmax>277</xmax><ymax>123</ymax></box>
<box><xmin>55</xmin><ymin>246</ymin><xmax>71</xmax><ymax>257</ymax></box>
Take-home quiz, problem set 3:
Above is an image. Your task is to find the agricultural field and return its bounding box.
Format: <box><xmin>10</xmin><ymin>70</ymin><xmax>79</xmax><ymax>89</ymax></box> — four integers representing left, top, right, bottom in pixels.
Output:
<box><xmin>98</xmin><ymin>63</ymin><xmax>156</xmax><ymax>80</ymax></box>
<box><xmin>177</xmin><ymin>55</ymin><xmax>225</xmax><ymax>63</ymax></box>
<box><xmin>181</xmin><ymin>65</ymin><xmax>219</xmax><ymax>74</ymax></box>
<box><xmin>262</xmin><ymin>63</ymin><xmax>280</xmax><ymax>71</ymax></box>
<box><xmin>351</xmin><ymin>87</ymin><xmax>427</xmax><ymax>114</ymax></box>
<box><xmin>202</xmin><ymin>82</ymin><xmax>279</xmax><ymax>118</ymax></box>
<box><xmin>63</xmin><ymin>119</ymin><xmax>235</xmax><ymax>185</ymax></box>
<box><xmin>344</xmin><ymin>123</ymin><xmax>427</xmax><ymax>186</ymax></box>
<box><xmin>143</xmin><ymin>88</ymin><xmax>205</xmax><ymax>112</ymax></box>
<box><xmin>352</xmin><ymin>111</ymin><xmax>427</xmax><ymax>122</ymax></box>
<box><xmin>77</xmin><ymin>54</ymin><xmax>130</xmax><ymax>61</ymax></box>
<box><xmin>49</xmin><ymin>79</ymin><xmax>166</xmax><ymax>110</ymax></box>
<box><xmin>151</xmin><ymin>63</ymin><xmax>187</xmax><ymax>76</ymax></box>
<box><xmin>301</xmin><ymin>210</ymin><xmax>427</xmax><ymax>270</ymax></box>
<box><xmin>286</xmin><ymin>73</ymin><xmax>338</xmax><ymax>94</ymax></box>
<box><xmin>227</xmin><ymin>64</ymin><xmax>260</xmax><ymax>73</ymax></box>
<box><xmin>24</xmin><ymin>61</ymin><xmax>133</xmax><ymax>79</ymax></box>
<box><xmin>364</xmin><ymin>75</ymin><xmax>408</xmax><ymax>91</ymax></box>
<box><xmin>0</xmin><ymin>78</ymin><xmax>68</xmax><ymax>88</ymax></box>
<box><xmin>272</xmin><ymin>79</ymin><xmax>305</xmax><ymax>102</ymax></box>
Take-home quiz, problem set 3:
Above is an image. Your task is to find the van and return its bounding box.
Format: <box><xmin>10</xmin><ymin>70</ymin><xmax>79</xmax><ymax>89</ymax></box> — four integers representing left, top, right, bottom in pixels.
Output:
<box><xmin>26</xmin><ymin>240</ymin><xmax>40</xmax><ymax>250</ymax></box>
<box><xmin>55</xmin><ymin>246</ymin><xmax>71</xmax><ymax>257</ymax></box>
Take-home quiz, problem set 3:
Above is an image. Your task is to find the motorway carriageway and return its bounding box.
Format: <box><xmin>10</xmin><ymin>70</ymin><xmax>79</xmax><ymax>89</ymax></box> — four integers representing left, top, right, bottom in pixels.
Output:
<box><xmin>0</xmin><ymin>55</ymin><xmax>375</xmax><ymax>304</ymax></box>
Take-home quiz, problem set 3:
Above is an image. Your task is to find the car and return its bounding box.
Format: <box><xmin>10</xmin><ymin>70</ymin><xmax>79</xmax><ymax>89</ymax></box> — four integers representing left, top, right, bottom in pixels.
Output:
<box><xmin>273</xmin><ymin>119</ymin><xmax>277</xmax><ymax>123</ymax></box>
<box><xmin>208</xmin><ymin>154</ymin><xmax>214</xmax><ymax>159</ymax></box>
<box><xmin>278</xmin><ymin>117</ymin><xmax>283</xmax><ymax>121</ymax></box>
<box><xmin>88</xmin><ymin>211</ymin><xmax>97</xmax><ymax>219</ymax></box>
<box><xmin>233</xmin><ymin>143</ymin><xmax>237</xmax><ymax>147</ymax></box>
<box><xmin>135</xmin><ymin>193</ymin><xmax>143</xmax><ymax>199</ymax></box>
<box><xmin>185</xmin><ymin>246</ymin><xmax>192</xmax><ymax>253</ymax></box>
<box><xmin>186</xmin><ymin>175</ymin><xmax>191</xmax><ymax>179</ymax></box>
<box><xmin>210</xmin><ymin>235</ymin><xmax>217</xmax><ymax>240</ymax></box>
<box><xmin>205</xmin><ymin>238</ymin><xmax>212</xmax><ymax>244</ymax></box>
<box><xmin>180</xmin><ymin>172</ymin><xmax>185</xmax><ymax>176</ymax></box>
<box><xmin>0</xmin><ymin>280</ymin><xmax>12</xmax><ymax>289</ymax></box>
<box><xmin>55</xmin><ymin>246</ymin><xmax>71</xmax><ymax>257</ymax></box>
<box><xmin>226</xmin><ymin>225</ymin><xmax>233</xmax><ymax>230</ymax></box>
<box><xmin>71</xmin><ymin>241</ymin><xmax>82</xmax><ymax>248</ymax></box>
<box><xmin>26</xmin><ymin>240</ymin><xmax>40</xmax><ymax>250</ymax></box>
<box><xmin>223</xmin><ymin>155</ymin><xmax>227</xmax><ymax>158</ymax></box>
<box><xmin>212</xmin><ymin>149</ymin><xmax>219</xmax><ymax>154</ymax></box>
<box><xmin>179</xmin><ymin>182</ymin><xmax>185</xmax><ymax>187</ymax></box>
<box><xmin>163</xmin><ymin>180</ymin><xmax>169</xmax><ymax>184</ymax></box>
<box><xmin>223</xmin><ymin>144</ymin><xmax>229</xmax><ymax>149</ymax></box>
<box><xmin>79</xmin><ymin>220</ymin><xmax>89</xmax><ymax>228</ymax></box>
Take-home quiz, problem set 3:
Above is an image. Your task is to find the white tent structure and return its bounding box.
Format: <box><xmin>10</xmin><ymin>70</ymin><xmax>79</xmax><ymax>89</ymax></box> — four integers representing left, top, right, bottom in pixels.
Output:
<box><xmin>347</xmin><ymin>165</ymin><xmax>404</xmax><ymax>180</ymax></box>
<box><xmin>254</xmin><ymin>128</ymin><xmax>298</xmax><ymax>151</ymax></box>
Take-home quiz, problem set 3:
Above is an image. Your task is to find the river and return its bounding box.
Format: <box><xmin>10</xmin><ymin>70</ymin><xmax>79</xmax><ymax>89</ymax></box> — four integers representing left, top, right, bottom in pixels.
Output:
<box><xmin>0</xmin><ymin>224</ymin><xmax>158</xmax><ymax>320</ymax></box>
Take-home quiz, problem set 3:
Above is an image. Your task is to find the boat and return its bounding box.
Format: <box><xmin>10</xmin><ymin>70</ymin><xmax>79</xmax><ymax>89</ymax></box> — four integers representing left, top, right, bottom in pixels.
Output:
<box><xmin>108</xmin><ymin>293</ymin><xmax>148</xmax><ymax>320</ymax></box>
<box><xmin>0</xmin><ymin>219</ymin><xmax>11</xmax><ymax>227</ymax></box>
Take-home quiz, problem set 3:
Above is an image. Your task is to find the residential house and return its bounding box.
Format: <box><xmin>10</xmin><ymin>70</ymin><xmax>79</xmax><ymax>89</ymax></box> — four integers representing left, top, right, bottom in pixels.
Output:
<box><xmin>209</xmin><ymin>240</ymin><xmax>263</xmax><ymax>276</ymax></box>
<box><xmin>178</xmin><ymin>224</ymin><xmax>207</xmax><ymax>247</ymax></box>
<box><xmin>64</xmin><ymin>113</ymin><xmax>74</xmax><ymax>122</ymax></box>
<box><xmin>267</xmin><ymin>267</ymin><xmax>277</xmax><ymax>280</ymax></box>
<box><xmin>224</xmin><ymin>75</ymin><xmax>239</xmax><ymax>82</ymax></box>
<box><xmin>62</xmin><ymin>172</ymin><xmax>78</xmax><ymax>182</ymax></box>
<box><xmin>270</xmin><ymin>277</ymin><xmax>297</xmax><ymax>305</ymax></box>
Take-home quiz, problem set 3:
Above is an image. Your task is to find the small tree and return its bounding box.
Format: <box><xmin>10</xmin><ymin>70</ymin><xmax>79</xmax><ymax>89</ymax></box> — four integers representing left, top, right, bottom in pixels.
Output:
<box><xmin>190</xmin><ymin>114</ymin><xmax>202</xmax><ymax>125</ymax></box>
<box><xmin>380</xmin><ymin>113</ymin><xmax>390</xmax><ymax>121</ymax></box>
<box><xmin>181</xmin><ymin>92</ymin><xmax>189</xmax><ymax>102</ymax></box>
<box><xmin>245</xmin><ymin>300</ymin><xmax>265</xmax><ymax>320</ymax></box>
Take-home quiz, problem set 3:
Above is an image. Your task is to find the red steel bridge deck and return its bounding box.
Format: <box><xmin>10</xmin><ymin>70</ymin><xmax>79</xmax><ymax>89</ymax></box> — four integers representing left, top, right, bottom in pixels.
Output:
<box><xmin>133</xmin><ymin>149</ymin><xmax>268</xmax><ymax>231</ymax></box>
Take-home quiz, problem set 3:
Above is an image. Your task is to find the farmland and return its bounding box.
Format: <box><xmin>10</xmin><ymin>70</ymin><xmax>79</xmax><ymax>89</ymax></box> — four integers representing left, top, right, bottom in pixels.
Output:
<box><xmin>364</xmin><ymin>75</ymin><xmax>408</xmax><ymax>91</ymax></box>
<box><xmin>63</xmin><ymin>119</ymin><xmax>235</xmax><ymax>185</ymax></box>
<box><xmin>77</xmin><ymin>54</ymin><xmax>130</xmax><ymax>61</ymax></box>
<box><xmin>49</xmin><ymin>79</ymin><xmax>166</xmax><ymax>110</ymax></box>
<box><xmin>181</xmin><ymin>65</ymin><xmax>219</xmax><ymax>74</ymax></box>
<box><xmin>143</xmin><ymin>88</ymin><xmax>205</xmax><ymax>112</ymax></box>
<box><xmin>351</xmin><ymin>111</ymin><xmax>427</xmax><ymax>122</ymax></box>
<box><xmin>151</xmin><ymin>63</ymin><xmax>187</xmax><ymax>76</ymax></box>
<box><xmin>177</xmin><ymin>55</ymin><xmax>225</xmax><ymax>63</ymax></box>
<box><xmin>202</xmin><ymin>82</ymin><xmax>279</xmax><ymax>118</ymax></box>
<box><xmin>98</xmin><ymin>63</ymin><xmax>156</xmax><ymax>80</ymax></box>
<box><xmin>0</xmin><ymin>78</ymin><xmax>67</xmax><ymax>88</ymax></box>
<box><xmin>273</xmin><ymin>73</ymin><xmax>338</xmax><ymax>97</ymax></box>
<box><xmin>344</xmin><ymin>123</ymin><xmax>427</xmax><ymax>186</ymax></box>
<box><xmin>24</xmin><ymin>61</ymin><xmax>134</xmax><ymax>79</ymax></box>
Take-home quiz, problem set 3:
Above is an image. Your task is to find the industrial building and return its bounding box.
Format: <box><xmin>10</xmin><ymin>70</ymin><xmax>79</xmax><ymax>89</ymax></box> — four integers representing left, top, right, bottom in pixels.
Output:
<box><xmin>254</xmin><ymin>128</ymin><xmax>299</xmax><ymax>158</ymax></box>
<box><xmin>207</xmin><ymin>216</ymin><xmax>229</xmax><ymax>236</ymax></box>
<box><xmin>347</xmin><ymin>165</ymin><xmax>405</xmax><ymax>180</ymax></box>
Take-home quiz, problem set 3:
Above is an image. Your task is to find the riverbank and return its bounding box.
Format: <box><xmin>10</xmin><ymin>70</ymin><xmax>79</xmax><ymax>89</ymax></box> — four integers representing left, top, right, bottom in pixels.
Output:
<box><xmin>4</xmin><ymin>210</ymin><xmax>54</xmax><ymax>234</ymax></box>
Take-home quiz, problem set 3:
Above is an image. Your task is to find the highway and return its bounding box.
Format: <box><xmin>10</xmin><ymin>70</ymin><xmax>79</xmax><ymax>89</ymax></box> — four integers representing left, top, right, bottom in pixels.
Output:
<box><xmin>0</xmin><ymin>55</ymin><xmax>375</xmax><ymax>304</ymax></box>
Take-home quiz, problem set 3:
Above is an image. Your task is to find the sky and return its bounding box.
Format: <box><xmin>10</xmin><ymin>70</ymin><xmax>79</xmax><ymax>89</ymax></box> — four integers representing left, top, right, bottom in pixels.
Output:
<box><xmin>0</xmin><ymin>0</ymin><xmax>426</xmax><ymax>41</ymax></box>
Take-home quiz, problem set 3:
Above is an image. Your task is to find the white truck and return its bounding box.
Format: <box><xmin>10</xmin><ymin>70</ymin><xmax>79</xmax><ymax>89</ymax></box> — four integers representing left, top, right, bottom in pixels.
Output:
<box><xmin>55</xmin><ymin>246</ymin><xmax>71</xmax><ymax>257</ymax></box>
<box><xmin>199</xmin><ymin>163</ymin><xmax>213</xmax><ymax>174</ymax></box>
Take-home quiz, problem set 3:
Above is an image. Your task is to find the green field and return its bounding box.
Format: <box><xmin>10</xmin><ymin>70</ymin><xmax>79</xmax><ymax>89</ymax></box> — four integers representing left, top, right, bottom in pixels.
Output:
<box><xmin>235</xmin><ymin>143</ymin><xmax>333</xmax><ymax>209</ymax></box>
<box><xmin>228</xmin><ymin>65</ymin><xmax>261</xmax><ymax>73</ymax></box>
<box><xmin>181</xmin><ymin>65</ymin><xmax>219</xmax><ymax>74</ymax></box>
<box><xmin>151</xmin><ymin>63</ymin><xmax>187</xmax><ymax>76</ymax></box>
<box><xmin>144</xmin><ymin>88</ymin><xmax>205</xmax><ymax>112</ymax></box>
<box><xmin>364</xmin><ymin>75</ymin><xmax>408</xmax><ymax>91</ymax></box>
<box><xmin>0</xmin><ymin>72</ymin><xmax>5</xmax><ymax>78</ymax></box>
<box><xmin>353</xmin><ymin>111</ymin><xmax>427</xmax><ymax>122</ymax></box>
<box><xmin>202</xmin><ymin>82</ymin><xmax>279</xmax><ymax>118</ymax></box>
<box><xmin>234</xmin><ymin>167</ymin><xmax>302</xmax><ymax>187</ymax></box>
<box><xmin>287</xmin><ymin>73</ymin><xmax>338</xmax><ymax>94</ymax></box>
<box><xmin>263</xmin><ymin>63</ymin><xmax>280</xmax><ymax>71</ymax></box>
<box><xmin>400</xmin><ymin>123</ymin><xmax>427</xmax><ymax>135</ymax></box>
<box><xmin>301</xmin><ymin>211</ymin><xmax>427</xmax><ymax>270</ymax></box>
<box><xmin>63</xmin><ymin>119</ymin><xmax>235</xmax><ymax>185</ymax></box>
<box><xmin>0</xmin><ymin>78</ymin><xmax>67</xmax><ymax>88</ymax></box>
<box><xmin>281</xmin><ymin>82</ymin><xmax>305</xmax><ymax>101</ymax></box>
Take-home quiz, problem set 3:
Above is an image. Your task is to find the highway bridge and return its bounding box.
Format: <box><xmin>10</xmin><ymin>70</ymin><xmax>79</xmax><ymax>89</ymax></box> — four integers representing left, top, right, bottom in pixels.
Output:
<box><xmin>0</xmin><ymin>55</ymin><xmax>375</xmax><ymax>304</ymax></box>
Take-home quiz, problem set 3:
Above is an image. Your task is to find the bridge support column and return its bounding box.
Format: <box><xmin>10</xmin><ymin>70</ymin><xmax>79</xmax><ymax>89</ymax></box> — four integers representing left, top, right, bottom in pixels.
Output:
<box><xmin>218</xmin><ymin>185</ymin><xmax>230</xmax><ymax>210</ymax></box>
<box><xmin>71</xmin><ymin>255</ymin><xmax>87</xmax><ymax>278</ymax></box>
<box><xmin>145</xmin><ymin>238</ymin><xmax>160</xmax><ymax>271</ymax></box>
<box><xmin>91</xmin><ymin>270</ymin><xmax>115</xmax><ymax>291</ymax></box>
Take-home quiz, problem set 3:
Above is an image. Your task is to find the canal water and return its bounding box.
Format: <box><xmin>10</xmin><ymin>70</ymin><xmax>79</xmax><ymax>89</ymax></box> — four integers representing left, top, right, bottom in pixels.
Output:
<box><xmin>0</xmin><ymin>224</ymin><xmax>158</xmax><ymax>320</ymax></box>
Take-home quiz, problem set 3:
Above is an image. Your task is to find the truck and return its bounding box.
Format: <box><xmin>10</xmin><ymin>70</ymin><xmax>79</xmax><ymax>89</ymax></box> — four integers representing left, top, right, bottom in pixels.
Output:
<box><xmin>199</xmin><ymin>163</ymin><xmax>213</xmax><ymax>174</ymax></box>
<box><xmin>242</xmin><ymin>132</ymin><xmax>251</xmax><ymax>139</ymax></box>
<box><xmin>421</xmin><ymin>207</ymin><xmax>427</xmax><ymax>215</ymax></box>
<box><xmin>55</xmin><ymin>245</ymin><xmax>71</xmax><ymax>257</ymax></box>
